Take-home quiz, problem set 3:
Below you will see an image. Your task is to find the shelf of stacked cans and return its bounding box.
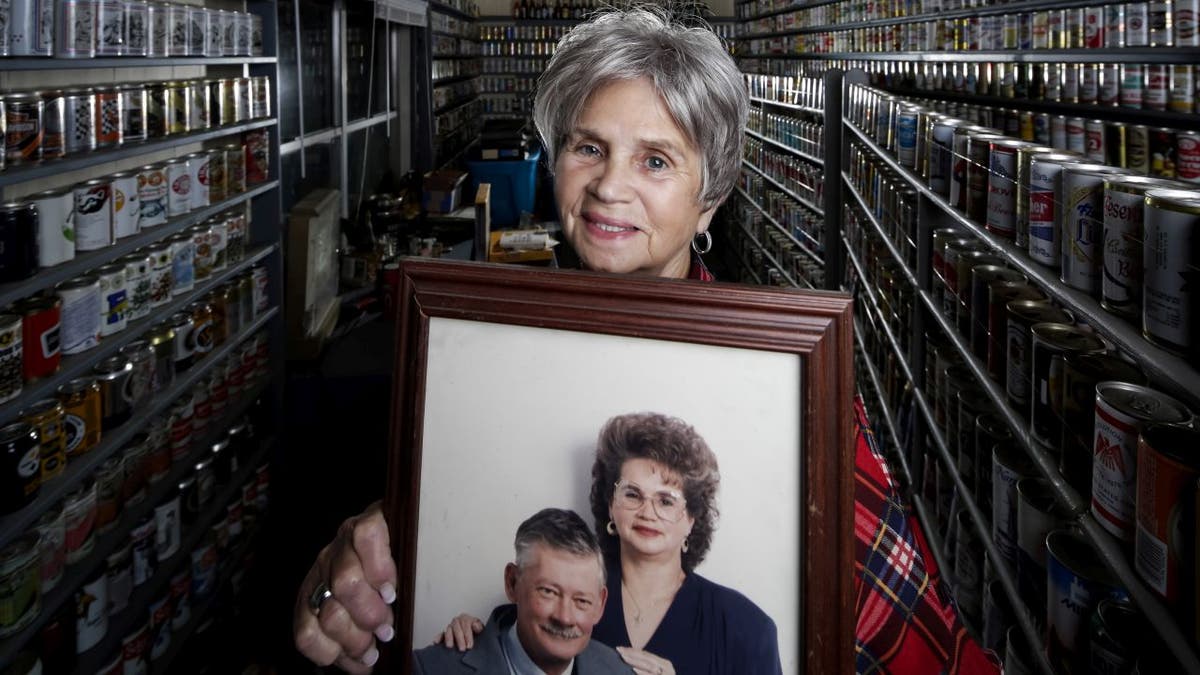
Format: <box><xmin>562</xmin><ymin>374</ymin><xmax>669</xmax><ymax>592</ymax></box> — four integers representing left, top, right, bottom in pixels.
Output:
<box><xmin>727</xmin><ymin>231</ymin><xmax>768</xmax><ymax>285</ymax></box>
<box><xmin>0</xmin><ymin>274</ymin><xmax>277</xmax><ymax>550</ymax></box>
<box><xmin>743</xmin><ymin>72</ymin><xmax>826</xmax><ymax>116</ymax></box>
<box><xmin>736</xmin><ymin>0</ymin><xmax>1200</xmax><ymax>60</ymax></box>
<box><xmin>740</xmin><ymin>156</ymin><xmax>824</xmax><ymax>215</ymax></box>
<box><xmin>730</xmin><ymin>201</ymin><xmax>811</xmax><ymax>288</ymax></box>
<box><xmin>842</xmin><ymin>187</ymin><xmax>1057</xmax><ymax>674</ymax></box>
<box><xmin>74</xmin><ymin>432</ymin><xmax>274</xmax><ymax>674</ymax></box>
<box><xmin>746</xmin><ymin>104</ymin><xmax>825</xmax><ymax>165</ymax></box>
<box><xmin>430</xmin><ymin>0</ymin><xmax>479</xmax><ymax>22</ymax></box>
<box><xmin>0</xmin><ymin>79</ymin><xmax>274</xmax><ymax>189</ymax></box>
<box><xmin>0</xmin><ymin>0</ymin><xmax>266</xmax><ymax>67</ymax></box>
<box><xmin>734</xmin><ymin>176</ymin><xmax>825</xmax><ymax>264</ymax></box>
<box><xmin>843</xmin><ymin>80</ymin><xmax>1200</xmax><ymax>673</ymax></box>
<box><xmin>0</xmin><ymin>312</ymin><xmax>277</xmax><ymax>666</ymax></box>
<box><xmin>735</xmin><ymin>0</ymin><xmax>843</xmax><ymax>23</ymax></box>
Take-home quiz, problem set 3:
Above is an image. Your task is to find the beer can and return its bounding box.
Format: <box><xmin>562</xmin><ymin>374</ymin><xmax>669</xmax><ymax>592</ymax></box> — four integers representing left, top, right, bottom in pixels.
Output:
<box><xmin>1105</xmin><ymin>122</ymin><xmax>1128</xmax><ymax>169</ymax></box>
<box><xmin>207</xmin><ymin>8</ymin><xmax>225</xmax><ymax>56</ymax></box>
<box><xmin>1136</xmin><ymin>423</ymin><xmax>1200</xmax><ymax>617</ymax></box>
<box><xmin>970</xmin><ymin>266</ymin><xmax>1025</xmax><ymax>358</ymax></box>
<box><xmin>1016</xmin><ymin>478</ymin><xmax>1074</xmax><ymax>617</ymax></box>
<box><xmin>96</xmin><ymin>263</ymin><xmax>128</xmax><ymax>336</ymax></box>
<box><xmin>94</xmin><ymin>456</ymin><xmax>123</xmax><ymax>535</ymax></box>
<box><xmin>169</xmin><ymin>232</ymin><xmax>195</xmax><ymax>295</ymax></box>
<box><xmin>130</xmin><ymin>515</ymin><xmax>155</xmax><ymax>585</ymax></box>
<box><xmin>1089</xmin><ymin>598</ymin><xmax>1144</xmax><ymax>673</ymax></box>
<box><xmin>929</xmin><ymin>118</ymin><xmax>968</xmax><ymax>196</ymax></box>
<box><xmin>39</xmin><ymin>90</ymin><xmax>64</xmax><ymax>160</ymax></box>
<box><xmin>1084</xmin><ymin>119</ymin><xmax>1106</xmax><ymax>162</ymax></box>
<box><xmin>1028</xmin><ymin>153</ymin><xmax>1084</xmax><ymax>267</ymax></box>
<box><xmin>8</xmin><ymin>0</ymin><xmax>54</xmax><ymax>56</ymax></box>
<box><xmin>147</xmin><ymin>0</ymin><xmax>168</xmax><ymax>56</ymax></box>
<box><xmin>5</xmin><ymin>93</ymin><xmax>43</xmax><ymax>165</ymax></box>
<box><xmin>1080</xmin><ymin>65</ymin><xmax>1099</xmax><ymax>105</ymax></box>
<box><xmin>63</xmin><ymin>478</ymin><xmax>96</xmax><ymax>565</ymax></box>
<box><xmin>225</xmin><ymin>10</ymin><xmax>246</xmax><ymax>56</ymax></box>
<box><xmin>987</xmin><ymin>281</ymin><xmax>1044</xmax><ymax>380</ymax></box>
<box><xmin>225</xmin><ymin>209</ymin><xmax>247</xmax><ymax>263</ymax></box>
<box><xmin>1101</xmin><ymin>175</ymin><xmax>1181</xmax><ymax>319</ymax></box>
<box><xmin>125</xmin><ymin>0</ymin><xmax>149</xmax><ymax>56</ymax></box>
<box><xmin>250</xmin><ymin>76</ymin><xmax>271</xmax><ymax>119</ymax></box>
<box><xmin>1170</xmin><ymin>65</ymin><xmax>1196</xmax><ymax>113</ymax></box>
<box><xmin>985</xmin><ymin>139</ymin><xmax>1026</xmax><ymax>238</ymax></box>
<box><xmin>1100</xmin><ymin>64</ymin><xmax>1120</xmax><ymax>107</ymax></box>
<box><xmin>170</xmin><ymin>569</ymin><xmax>191</xmax><ymax>630</ymax></box>
<box><xmin>1179</xmin><ymin>131</ymin><xmax>1200</xmax><ymax>183</ymax></box>
<box><xmin>119</xmin><ymin>83</ymin><xmax>147</xmax><ymax>144</ymax></box>
<box><xmin>220</xmin><ymin>77</ymin><xmax>239</xmax><ymax>126</ymax></box>
<box><xmin>983</xmin><ymin>577</ymin><xmax>1014</xmax><ymax>654</ymax></box>
<box><xmin>74</xmin><ymin>562</ymin><xmax>106</xmax><ymax>652</ymax></box>
<box><xmin>56</xmin><ymin>0</ymin><xmax>96</xmax><ymax>58</ymax></box>
<box><xmin>1121</xmin><ymin>64</ymin><xmax>1145</xmax><ymax>110</ymax></box>
<box><xmin>0</xmin><ymin>203</ymin><xmax>37</xmax><ymax>282</ymax></box>
<box><xmin>955</xmin><ymin>251</ymin><xmax>1006</xmax><ymax>336</ymax></box>
<box><xmin>1061</xmin><ymin>164</ymin><xmax>1132</xmax><ymax>295</ymax></box>
<box><xmin>1046</xmin><ymin>529</ymin><xmax>1127</xmax><ymax>675</ymax></box>
<box><xmin>952</xmin><ymin>507</ymin><xmax>984</xmax><ymax>626</ymax></box>
<box><xmin>186</xmin><ymin>3</ymin><xmax>205</xmax><ymax>56</ymax></box>
<box><xmin>252</xmin><ymin>265</ymin><xmax>269</xmax><ymax>315</ymax></box>
<box><xmin>245</xmin><ymin>129</ymin><xmax>270</xmax><ymax>184</ymax></box>
<box><xmin>60</xmin><ymin>88</ymin><xmax>97</xmax><ymax>159</ymax></box>
<box><xmin>1127</xmin><ymin>1</ymin><xmax>1151</xmax><ymax>45</ymax></box>
<box><xmin>93</xmin><ymin>86</ymin><xmax>120</xmax><ymax>148</ymax></box>
<box><xmin>1006</xmin><ymin>300</ymin><xmax>1071</xmax><ymax>411</ymax></box>
<box><xmin>1146</xmin><ymin>65</ymin><xmax>1169</xmax><ymax>111</ymax></box>
<box><xmin>105</xmin><ymin>542</ymin><xmax>132</xmax><ymax>615</ymax></box>
<box><xmin>950</xmin><ymin>125</ymin><xmax>997</xmax><ymax>211</ymax></box>
<box><xmin>165</xmin><ymin>81</ymin><xmax>190</xmax><ymax>135</ymax></box>
<box><xmin>966</xmin><ymin>133</ymin><xmax>1007</xmax><ymax>225</ymax></box>
<box><xmin>225</xmin><ymin>142</ymin><xmax>246</xmax><ymax>195</ymax></box>
<box><xmin>95</xmin><ymin>0</ymin><xmax>125</xmax><ymax>56</ymax></box>
<box><xmin>250</xmin><ymin>12</ymin><xmax>263</xmax><ymax>55</ymax></box>
<box><xmin>1059</xmin><ymin>353</ymin><xmax>1146</xmax><ymax>497</ymax></box>
<box><xmin>119</xmin><ymin>252</ymin><xmax>153</xmax><ymax>322</ymax></box>
<box><xmin>1129</xmin><ymin>124</ymin><xmax>1151</xmax><ymax>174</ymax></box>
<box><xmin>167</xmin><ymin>2</ymin><xmax>188</xmax><ymax>56</ymax></box>
<box><xmin>73</xmin><ymin>178</ymin><xmax>113</xmax><ymax>252</ymax></box>
<box><xmin>56</xmin><ymin>377</ymin><xmax>101</xmax><ymax>456</ymax></box>
<box><xmin>137</xmin><ymin>164</ymin><xmax>168</xmax><ymax>227</ymax></box>
<box><xmin>145</xmin><ymin>241</ymin><xmax>172</xmax><ymax>308</ymax></box>
<box><xmin>1062</xmin><ymin>64</ymin><xmax>1081</xmax><ymax>105</ymax></box>
<box><xmin>191</xmin><ymin>224</ymin><xmax>214</xmax><ymax>281</ymax></box>
<box><xmin>1015</xmin><ymin>145</ymin><xmax>1060</xmax><ymax>247</ymax></box>
<box><xmin>1105</xmin><ymin>3</ymin><xmax>1127</xmax><ymax>46</ymax></box>
<box><xmin>1149</xmin><ymin>127</ymin><xmax>1177</xmax><ymax>178</ymax></box>
<box><xmin>1006</xmin><ymin>625</ymin><xmax>1038</xmax><ymax>675</ymax></box>
<box><xmin>146</xmin><ymin>82</ymin><xmax>167</xmax><ymax>138</ymax></box>
<box><xmin>13</xmin><ymin>297</ymin><xmax>60</xmax><ymax>382</ymax></box>
<box><xmin>1143</xmin><ymin>188</ymin><xmax>1200</xmax><ymax>357</ymax></box>
<box><xmin>207</xmin><ymin>148</ymin><xmax>227</xmax><ymax>204</ymax></box>
<box><xmin>1150</xmin><ymin>0</ymin><xmax>1172</xmax><ymax>44</ymax></box>
<box><xmin>188</xmin><ymin>80</ymin><xmax>209</xmax><ymax>132</ymax></box>
<box><xmin>187</xmin><ymin>151</ymin><xmax>211</xmax><ymax>211</ymax></box>
<box><xmin>1177</xmin><ymin>0</ymin><xmax>1199</xmax><ymax>44</ymax></box>
<box><xmin>34</xmin><ymin>505</ymin><xmax>65</xmax><ymax>591</ymax></box>
<box><xmin>0</xmin><ymin>316</ymin><xmax>22</xmax><ymax>407</ymax></box>
<box><xmin>1092</xmin><ymin>381</ymin><xmax>1192</xmax><ymax>542</ymax></box>
<box><xmin>940</xmin><ymin>238</ymin><xmax>985</xmax><ymax>318</ymax></box>
<box><xmin>165</xmin><ymin>157</ymin><xmax>191</xmax><ymax>217</ymax></box>
<box><xmin>1050</xmin><ymin>114</ymin><xmax>1068</xmax><ymax>150</ymax></box>
<box><xmin>1030</xmin><ymin>323</ymin><xmax>1107</xmax><ymax>446</ymax></box>
<box><xmin>234</xmin><ymin>77</ymin><xmax>252</xmax><ymax>123</ymax></box>
<box><xmin>109</xmin><ymin>171</ymin><xmax>140</xmax><ymax>239</ymax></box>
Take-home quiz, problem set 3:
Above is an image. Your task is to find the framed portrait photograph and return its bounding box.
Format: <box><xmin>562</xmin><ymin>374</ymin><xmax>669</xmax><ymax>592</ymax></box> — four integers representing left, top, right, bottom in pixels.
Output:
<box><xmin>384</xmin><ymin>258</ymin><xmax>856</xmax><ymax>674</ymax></box>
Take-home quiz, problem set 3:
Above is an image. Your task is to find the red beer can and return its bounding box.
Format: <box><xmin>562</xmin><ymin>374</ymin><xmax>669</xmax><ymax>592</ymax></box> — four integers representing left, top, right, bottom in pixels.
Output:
<box><xmin>14</xmin><ymin>296</ymin><xmax>61</xmax><ymax>381</ymax></box>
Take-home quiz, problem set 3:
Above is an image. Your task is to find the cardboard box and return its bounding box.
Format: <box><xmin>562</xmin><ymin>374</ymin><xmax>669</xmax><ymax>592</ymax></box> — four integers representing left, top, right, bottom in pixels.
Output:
<box><xmin>422</xmin><ymin>169</ymin><xmax>467</xmax><ymax>214</ymax></box>
<box><xmin>488</xmin><ymin>230</ymin><xmax>556</xmax><ymax>264</ymax></box>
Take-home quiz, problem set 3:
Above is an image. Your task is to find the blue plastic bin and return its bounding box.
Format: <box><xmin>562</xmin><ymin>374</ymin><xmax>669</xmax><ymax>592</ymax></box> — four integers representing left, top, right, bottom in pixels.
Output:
<box><xmin>466</xmin><ymin>147</ymin><xmax>541</xmax><ymax>226</ymax></box>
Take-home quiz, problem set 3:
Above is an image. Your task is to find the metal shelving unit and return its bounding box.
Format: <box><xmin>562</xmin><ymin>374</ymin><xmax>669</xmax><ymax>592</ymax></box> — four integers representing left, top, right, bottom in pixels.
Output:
<box><xmin>0</xmin><ymin>57</ymin><xmax>277</xmax><ymax>70</ymax></box>
<box><xmin>737</xmin><ymin>48</ymin><xmax>1200</xmax><ymax>63</ymax></box>
<box><xmin>735</xmin><ymin>218</ymin><xmax>809</xmax><ymax>289</ymax></box>
<box><xmin>744</xmin><ymin>128</ymin><xmax>824</xmax><ymax>166</ymax></box>
<box><xmin>734</xmin><ymin>186</ymin><xmax>823</xmax><ymax>264</ymax></box>
<box><xmin>741</xmin><ymin>159</ymin><xmax>824</xmax><ymax>215</ymax></box>
<box><xmin>749</xmin><ymin>96</ymin><xmax>824</xmax><ymax>117</ymax></box>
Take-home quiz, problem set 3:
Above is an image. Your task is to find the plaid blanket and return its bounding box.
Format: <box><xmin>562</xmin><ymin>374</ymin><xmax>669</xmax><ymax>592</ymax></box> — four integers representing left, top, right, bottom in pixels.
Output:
<box><xmin>854</xmin><ymin>397</ymin><xmax>1002</xmax><ymax>675</ymax></box>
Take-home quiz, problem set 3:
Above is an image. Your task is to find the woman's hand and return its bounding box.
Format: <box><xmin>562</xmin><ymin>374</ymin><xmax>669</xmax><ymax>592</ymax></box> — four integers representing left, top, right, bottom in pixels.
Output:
<box><xmin>431</xmin><ymin>613</ymin><xmax>485</xmax><ymax>650</ymax></box>
<box><xmin>293</xmin><ymin>501</ymin><xmax>398</xmax><ymax>673</ymax></box>
<box><xmin>616</xmin><ymin>647</ymin><xmax>676</xmax><ymax>675</ymax></box>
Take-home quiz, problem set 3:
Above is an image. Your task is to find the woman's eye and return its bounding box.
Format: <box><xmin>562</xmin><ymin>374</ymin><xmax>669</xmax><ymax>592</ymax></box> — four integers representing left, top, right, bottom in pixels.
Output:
<box><xmin>658</xmin><ymin>496</ymin><xmax>677</xmax><ymax>508</ymax></box>
<box><xmin>623</xmin><ymin>488</ymin><xmax>642</xmax><ymax>501</ymax></box>
<box><xmin>645</xmin><ymin>156</ymin><xmax>667</xmax><ymax>170</ymax></box>
<box><xmin>576</xmin><ymin>144</ymin><xmax>600</xmax><ymax>157</ymax></box>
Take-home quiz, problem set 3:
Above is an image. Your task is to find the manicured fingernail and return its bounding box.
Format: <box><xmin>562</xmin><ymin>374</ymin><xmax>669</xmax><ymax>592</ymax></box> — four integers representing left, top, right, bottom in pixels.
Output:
<box><xmin>362</xmin><ymin>647</ymin><xmax>380</xmax><ymax>667</ymax></box>
<box><xmin>375</xmin><ymin>624</ymin><xmax>395</xmax><ymax>643</ymax></box>
<box><xmin>380</xmin><ymin>583</ymin><xmax>396</xmax><ymax>604</ymax></box>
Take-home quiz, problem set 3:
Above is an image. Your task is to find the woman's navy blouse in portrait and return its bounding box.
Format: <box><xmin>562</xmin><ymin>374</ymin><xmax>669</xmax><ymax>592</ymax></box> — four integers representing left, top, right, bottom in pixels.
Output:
<box><xmin>594</xmin><ymin>562</ymin><xmax>784</xmax><ymax>675</ymax></box>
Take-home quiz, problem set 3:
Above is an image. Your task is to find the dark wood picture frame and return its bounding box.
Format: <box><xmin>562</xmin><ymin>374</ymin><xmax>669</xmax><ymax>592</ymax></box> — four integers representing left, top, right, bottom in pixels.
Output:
<box><xmin>384</xmin><ymin>257</ymin><xmax>856</xmax><ymax>674</ymax></box>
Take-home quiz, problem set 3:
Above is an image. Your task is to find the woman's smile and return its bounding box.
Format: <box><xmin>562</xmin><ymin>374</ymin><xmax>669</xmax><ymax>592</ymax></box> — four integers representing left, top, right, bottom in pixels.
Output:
<box><xmin>582</xmin><ymin>211</ymin><xmax>641</xmax><ymax>238</ymax></box>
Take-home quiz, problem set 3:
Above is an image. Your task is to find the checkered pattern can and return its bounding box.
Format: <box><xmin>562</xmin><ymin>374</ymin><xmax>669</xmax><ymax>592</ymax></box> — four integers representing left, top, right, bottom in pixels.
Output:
<box><xmin>63</xmin><ymin>88</ymin><xmax>95</xmax><ymax>155</ymax></box>
<box><xmin>94</xmin><ymin>87</ymin><xmax>121</xmax><ymax>148</ymax></box>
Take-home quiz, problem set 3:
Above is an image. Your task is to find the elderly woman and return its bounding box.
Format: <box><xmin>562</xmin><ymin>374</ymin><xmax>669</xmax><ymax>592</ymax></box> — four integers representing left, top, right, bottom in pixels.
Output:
<box><xmin>294</xmin><ymin>6</ymin><xmax>998</xmax><ymax>675</ymax></box>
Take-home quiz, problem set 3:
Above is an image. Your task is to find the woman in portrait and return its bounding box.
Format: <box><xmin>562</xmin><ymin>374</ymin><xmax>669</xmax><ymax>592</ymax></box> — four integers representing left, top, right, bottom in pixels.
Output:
<box><xmin>293</xmin><ymin>5</ymin><xmax>997</xmax><ymax>675</ymax></box>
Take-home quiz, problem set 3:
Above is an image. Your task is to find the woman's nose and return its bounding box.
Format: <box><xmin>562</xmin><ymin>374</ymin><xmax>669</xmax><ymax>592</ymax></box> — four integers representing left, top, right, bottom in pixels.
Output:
<box><xmin>589</xmin><ymin>158</ymin><xmax>633</xmax><ymax>202</ymax></box>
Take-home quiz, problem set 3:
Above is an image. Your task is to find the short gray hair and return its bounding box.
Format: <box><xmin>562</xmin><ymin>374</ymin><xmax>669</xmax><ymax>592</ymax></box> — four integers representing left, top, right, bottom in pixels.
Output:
<box><xmin>532</xmin><ymin>5</ymin><xmax>748</xmax><ymax>209</ymax></box>
<box><xmin>514</xmin><ymin>508</ymin><xmax>606</xmax><ymax>583</ymax></box>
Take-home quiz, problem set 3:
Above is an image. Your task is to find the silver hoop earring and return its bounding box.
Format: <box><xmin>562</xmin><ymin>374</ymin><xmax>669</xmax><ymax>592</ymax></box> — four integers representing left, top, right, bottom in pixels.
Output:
<box><xmin>607</xmin><ymin>520</ymin><xmax>617</xmax><ymax>536</ymax></box>
<box><xmin>691</xmin><ymin>231</ymin><xmax>712</xmax><ymax>255</ymax></box>
<box><xmin>682</xmin><ymin>538</ymin><xmax>689</xmax><ymax>553</ymax></box>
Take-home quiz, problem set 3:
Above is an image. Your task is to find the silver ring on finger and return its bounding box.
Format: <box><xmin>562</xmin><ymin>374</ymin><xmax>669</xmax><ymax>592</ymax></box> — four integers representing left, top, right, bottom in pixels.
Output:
<box><xmin>309</xmin><ymin>581</ymin><xmax>334</xmax><ymax>615</ymax></box>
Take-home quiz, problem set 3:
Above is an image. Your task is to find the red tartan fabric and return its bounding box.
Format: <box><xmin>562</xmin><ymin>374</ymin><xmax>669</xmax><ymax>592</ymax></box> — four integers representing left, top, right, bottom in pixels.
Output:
<box><xmin>853</xmin><ymin>397</ymin><xmax>1002</xmax><ymax>675</ymax></box>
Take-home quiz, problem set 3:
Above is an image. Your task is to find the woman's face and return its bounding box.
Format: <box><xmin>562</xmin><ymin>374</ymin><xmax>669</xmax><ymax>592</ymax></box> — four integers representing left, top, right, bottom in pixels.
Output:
<box><xmin>610</xmin><ymin>457</ymin><xmax>695</xmax><ymax>562</ymax></box>
<box><xmin>554</xmin><ymin>77</ymin><xmax>715</xmax><ymax>279</ymax></box>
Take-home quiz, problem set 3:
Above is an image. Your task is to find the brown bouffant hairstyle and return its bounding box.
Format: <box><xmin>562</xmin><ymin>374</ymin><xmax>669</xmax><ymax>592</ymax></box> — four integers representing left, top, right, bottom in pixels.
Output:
<box><xmin>589</xmin><ymin>412</ymin><xmax>720</xmax><ymax>572</ymax></box>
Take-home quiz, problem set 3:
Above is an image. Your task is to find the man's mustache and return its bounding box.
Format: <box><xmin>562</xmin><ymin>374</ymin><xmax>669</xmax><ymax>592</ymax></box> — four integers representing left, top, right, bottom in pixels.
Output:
<box><xmin>541</xmin><ymin>620</ymin><xmax>584</xmax><ymax>640</ymax></box>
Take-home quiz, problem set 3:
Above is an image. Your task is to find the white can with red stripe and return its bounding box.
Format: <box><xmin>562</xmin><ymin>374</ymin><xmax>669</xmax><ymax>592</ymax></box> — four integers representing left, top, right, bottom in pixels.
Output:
<box><xmin>1091</xmin><ymin>382</ymin><xmax>1192</xmax><ymax>542</ymax></box>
